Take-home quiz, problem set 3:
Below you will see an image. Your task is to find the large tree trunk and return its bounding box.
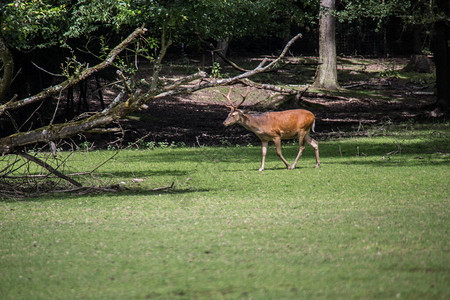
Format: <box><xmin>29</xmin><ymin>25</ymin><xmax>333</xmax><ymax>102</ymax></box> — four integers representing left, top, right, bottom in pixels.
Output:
<box><xmin>313</xmin><ymin>0</ymin><xmax>339</xmax><ymax>90</ymax></box>
<box><xmin>433</xmin><ymin>0</ymin><xmax>450</xmax><ymax>111</ymax></box>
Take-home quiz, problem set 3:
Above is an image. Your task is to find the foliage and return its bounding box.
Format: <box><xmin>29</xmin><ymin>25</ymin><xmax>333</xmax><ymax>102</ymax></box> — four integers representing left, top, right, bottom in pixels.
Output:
<box><xmin>0</xmin><ymin>124</ymin><xmax>449</xmax><ymax>298</ymax></box>
<box><xmin>1</xmin><ymin>0</ymin><xmax>321</xmax><ymax>51</ymax></box>
<box><xmin>336</xmin><ymin>0</ymin><xmax>446</xmax><ymax>27</ymax></box>
<box><xmin>64</xmin><ymin>0</ymin><xmax>139</xmax><ymax>39</ymax></box>
<box><xmin>0</xmin><ymin>0</ymin><xmax>174</xmax><ymax>50</ymax></box>
<box><xmin>1</xmin><ymin>0</ymin><xmax>68</xmax><ymax>49</ymax></box>
<box><xmin>180</xmin><ymin>0</ymin><xmax>273</xmax><ymax>41</ymax></box>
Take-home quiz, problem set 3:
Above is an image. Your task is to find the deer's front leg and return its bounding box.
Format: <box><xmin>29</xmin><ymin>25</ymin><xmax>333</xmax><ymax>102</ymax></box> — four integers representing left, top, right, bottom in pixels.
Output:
<box><xmin>259</xmin><ymin>141</ymin><xmax>268</xmax><ymax>171</ymax></box>
<box><xmin>290</xmin><ymin>133</ymin><xmax>306</xmax><ymax>170</ymax></box>
<box><xmin>273</xmin><ymin>137</ymin><xmax>291</xmax><ymax>169</ymax></box>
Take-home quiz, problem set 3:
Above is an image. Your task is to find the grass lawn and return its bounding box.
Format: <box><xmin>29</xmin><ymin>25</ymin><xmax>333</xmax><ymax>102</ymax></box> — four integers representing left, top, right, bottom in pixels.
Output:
<box><xmin>1</xmin><ymin>123</ymin><xmax>449</xmax><ymax>299</ymax></box>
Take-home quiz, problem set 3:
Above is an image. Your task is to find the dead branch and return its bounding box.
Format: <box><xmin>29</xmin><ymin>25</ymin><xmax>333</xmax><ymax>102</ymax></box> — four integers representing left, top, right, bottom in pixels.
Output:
<box><xmin>153</xmin><ymin>33</ymin><xmax>304</xmax><ymax>100</ymax></box>
<box><xmin>17</xmin><ymin>151</ymin><xmax>82</xmax><ymax>187</ymax></box>
<box><xmin>196</xmin><ymin>34</ymin><xmax>249</xmax><ymax>72</ymax></box>
<box><xmin>150</xmin><ymin>181</ymin><xmax>175</xmax><ymax>191</ymax></box>
<box><xmin>239</xmin><ymin>78</ymin><xmax>299</xmax><ymax>94</ymax></box>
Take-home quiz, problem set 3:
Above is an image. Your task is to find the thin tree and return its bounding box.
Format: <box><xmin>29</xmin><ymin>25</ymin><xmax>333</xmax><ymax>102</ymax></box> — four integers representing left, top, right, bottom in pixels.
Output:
<box><xmin>313</xmin><ymin>0</ymin><xmax>339</xmax><ymax>90</ymax></box>
<box><xmin>434</xmin><ymin>0</ymin><xmax>449</xmax><ymax>110</ymax></box>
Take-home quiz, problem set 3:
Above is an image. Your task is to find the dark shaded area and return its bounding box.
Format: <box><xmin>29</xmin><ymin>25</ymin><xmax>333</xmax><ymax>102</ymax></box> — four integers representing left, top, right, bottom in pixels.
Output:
<box><xmin>92</xmin><ymin>88</ymin><xmax>439</xmax><ymax>148</ymax></box>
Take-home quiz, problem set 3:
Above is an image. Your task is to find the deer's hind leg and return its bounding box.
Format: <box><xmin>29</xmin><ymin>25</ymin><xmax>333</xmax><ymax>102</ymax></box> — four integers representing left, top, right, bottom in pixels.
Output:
<box><xmin>305</xmin><ymin>134</ymin><xmax>320</xmax><ymax>168</ymax></box>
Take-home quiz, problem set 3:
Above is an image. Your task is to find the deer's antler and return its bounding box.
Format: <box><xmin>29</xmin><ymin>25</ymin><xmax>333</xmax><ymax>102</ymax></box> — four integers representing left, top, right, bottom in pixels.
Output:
<box><xmin>236</xmin><ymin>86</ymin><xmax>250</xmax><ymax>108</ymax></box>
<box><xmin>222</xmin><ymin>87</ymin><xmax>235</xmax><ymax>109</ymax></box>
<box><xmin>222</xmin><ymin>86</ymin><xmax>250</xmax><ymax>110</ymax></box>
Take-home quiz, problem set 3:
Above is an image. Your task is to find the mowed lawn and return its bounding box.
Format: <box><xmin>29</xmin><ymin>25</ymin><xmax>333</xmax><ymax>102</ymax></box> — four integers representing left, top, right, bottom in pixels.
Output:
<box><xmin>1</xmin><ymin>124</ymin><xmax>449</xmax><ymax>299</ymax></box>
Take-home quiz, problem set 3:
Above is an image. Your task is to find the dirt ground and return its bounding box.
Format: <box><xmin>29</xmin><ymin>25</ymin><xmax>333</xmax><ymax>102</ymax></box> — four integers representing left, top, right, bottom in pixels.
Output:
<box><xmin>84</xmin><ymin>57</ymin><xmax>440</xmax><ymax>148</ymax></box>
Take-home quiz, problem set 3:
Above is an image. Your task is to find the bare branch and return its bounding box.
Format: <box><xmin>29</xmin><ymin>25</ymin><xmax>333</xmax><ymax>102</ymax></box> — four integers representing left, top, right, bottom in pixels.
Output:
<box><xmin>17</xmin><ymin>151</ymin><xmax>82</xmax><ymax>187</ymax></box>
<box><xmin>196</xmin><ymin>33</ymin><xmax>249</xmax><ymax>72</ymax></box>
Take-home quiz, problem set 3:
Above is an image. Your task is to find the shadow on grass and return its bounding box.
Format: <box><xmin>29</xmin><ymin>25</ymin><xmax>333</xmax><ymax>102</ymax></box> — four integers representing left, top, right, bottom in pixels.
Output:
<box><xmin>1</xmin><ymin>186</ymin><xmax>213</xmax><ymax>203</ymax></box>
<box><xmin>326</xmin><ymin>158</ymin><xmax>449</xmax><ymax>168</ymax></box>
<box><xmin>126</xmin><ymin>137</ymin><xmax>448</xmax><ymax>164</ymax></box>
<box><xmin>96</xmin><ymin>169</ymin><xmax>190</xmax><ymax>178</ymax></box>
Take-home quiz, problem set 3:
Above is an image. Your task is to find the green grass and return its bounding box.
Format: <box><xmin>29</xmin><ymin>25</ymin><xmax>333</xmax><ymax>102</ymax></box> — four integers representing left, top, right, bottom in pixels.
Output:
<box><xmin>1</xmin><ymin>124</ymin><xmax>449</xmax><ymax>299</ymax></box>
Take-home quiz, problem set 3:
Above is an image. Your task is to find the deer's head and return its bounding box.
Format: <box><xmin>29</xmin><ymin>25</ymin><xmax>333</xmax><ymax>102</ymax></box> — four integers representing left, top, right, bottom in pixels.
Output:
<box><xmin>222</xmin><ymin>87</ymin><xmax>250</xmax><ymax>126</ymax></box>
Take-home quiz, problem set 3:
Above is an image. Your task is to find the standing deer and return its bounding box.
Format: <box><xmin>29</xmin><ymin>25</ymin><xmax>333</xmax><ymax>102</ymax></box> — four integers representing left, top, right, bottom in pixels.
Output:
<box><xmin>222</xmin><ymin>87</ymin><xmax>320</xmax><ymax>171</ymax></box>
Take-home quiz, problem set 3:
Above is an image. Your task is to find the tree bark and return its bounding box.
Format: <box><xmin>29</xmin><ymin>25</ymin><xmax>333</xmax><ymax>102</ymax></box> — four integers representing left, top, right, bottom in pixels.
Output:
<box><xmin>215</xmin><ymin>37</ymin><xmax>230</xmax><ymax>63</ymax></box>
<box><xmin>313</xmin><ymin>0</ymin><xmax>339</xmax><ymax>90</ymax></box>
<box><xmin>0</xmin><ymin>37</ymin><xmax>14</xmax><ymax>103</ymax></box>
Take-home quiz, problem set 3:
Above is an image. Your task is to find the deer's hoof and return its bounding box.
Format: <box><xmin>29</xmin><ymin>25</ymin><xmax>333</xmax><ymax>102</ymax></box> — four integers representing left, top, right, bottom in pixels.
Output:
<box><xmin>258</xmin><ymin>168</ymin><xmax>264</xmax><ymax>171</ymax></box>
<box><xmin>315</xmin><ymin>163</ymin><xmax>320</xmax><ymax>168</ymax></box>
<box><xmin>288</xmin><ymin>166</ymin><xmax>295</xmax><ymax>170</ymax></box>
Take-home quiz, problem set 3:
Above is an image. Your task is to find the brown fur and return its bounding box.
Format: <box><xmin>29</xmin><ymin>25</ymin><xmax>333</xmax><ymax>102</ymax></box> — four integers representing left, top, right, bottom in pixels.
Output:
<box><xmin>224</xmin><ymin>109</ymin><xmax>320</xmax><ymax>171</ymax></box>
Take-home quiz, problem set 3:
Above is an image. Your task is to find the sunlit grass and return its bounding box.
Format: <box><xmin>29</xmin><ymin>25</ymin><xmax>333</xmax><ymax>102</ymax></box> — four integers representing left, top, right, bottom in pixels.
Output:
<box><xmin>1</xmin><ymin>123</ymin><xmax>449</xmax><ymax>299</ymax></box>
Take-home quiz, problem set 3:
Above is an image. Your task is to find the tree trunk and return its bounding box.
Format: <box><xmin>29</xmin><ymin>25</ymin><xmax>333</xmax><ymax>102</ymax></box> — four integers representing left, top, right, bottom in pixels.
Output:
<box><xmin>433</xmin><ymin>0</ymin><xmax>450</xmax><ymax>111</ymax></box>
<box><xmin>413</xmin><ymin>24</ymin><xmax>423</xmax><ymax>55</ymax></box>
<box><xmin>313</xmin><ymin>0</ymin><xmax>339</xmax><ymax>90</ymax></box>
<box><xmin>0</xmin><ymin>38</ymin><xmax>14</xmax><ymax>103</ymax></box>
<box><xmin>403</xmin><ymin>55</ymin><xmax>433</xmax><ymax>73</ymax></box>
<box><xmin>215</xmin><ymin>37</ymin><xmax>230</xmax><ymax>63</ymax></box>
<box><xmin>403</xmin><ymin>25</ymin><xmax>434</xmax><ymax>74</ymax></box>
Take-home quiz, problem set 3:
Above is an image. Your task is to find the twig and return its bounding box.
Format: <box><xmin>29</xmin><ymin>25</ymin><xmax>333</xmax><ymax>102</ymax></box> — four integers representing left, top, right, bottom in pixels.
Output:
<box><xmin>89</xmin><ymin>151</ymin><xmax>120</xmax><ymax>173</ymax></box>
<box><xmin>125</xmin><ymin>132</ymin><xmax>153</xmax><ymax>149</ymax></box>
<box><xmin>151</xmin><ymin>181</ymin><xmax>175</xmax><ymax>191</ymax></box>
<box><xmin>31</xmin><ymin>61</ymin><xmax>65</xmax><ymax>77</ymax></box>
<box><xmin>17</xmin><ymin>151</ymin><xmax>82</xmax><ymax>187</ymax></box>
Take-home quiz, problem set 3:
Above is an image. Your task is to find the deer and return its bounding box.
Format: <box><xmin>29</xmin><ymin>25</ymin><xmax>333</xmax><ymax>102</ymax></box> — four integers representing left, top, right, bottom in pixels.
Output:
<box><xmin>222</xmin><ymin>87</ymin><xmax>320</xmax><ymax>171</ymax></box>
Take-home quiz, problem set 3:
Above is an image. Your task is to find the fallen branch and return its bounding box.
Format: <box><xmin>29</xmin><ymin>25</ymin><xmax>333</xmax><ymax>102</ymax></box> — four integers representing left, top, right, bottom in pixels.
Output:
<box><xmin>240</xmin><ymin>78</ymin><xmax>299</xmax><ymax>94</ymax></box>
<box><xmin>17</xmin><ymin>151</ymin><xmax>82</xmax><ymax>187</ymax></box>
<box><xmin>0</xmin><ymin>32</ymin><xmax>303</xmax><ymax>155</ymax></box>
<box><xmin>151</xmin><ymin>181</ymin><xmax>175</xmax><ymax>192</ymax></box>
<box><xmin>153</xmin><ymin>33</ymin><xmax>304</xmax><ymax>100</ymax></box>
